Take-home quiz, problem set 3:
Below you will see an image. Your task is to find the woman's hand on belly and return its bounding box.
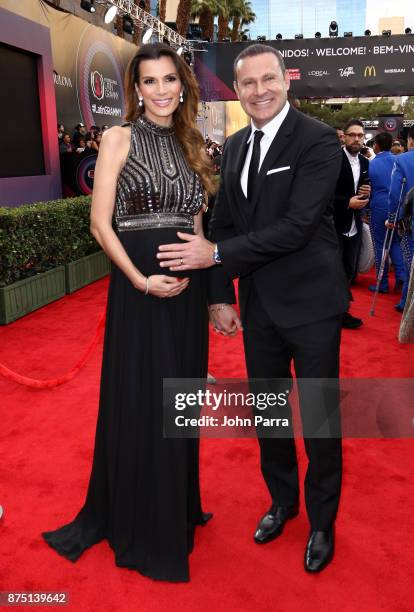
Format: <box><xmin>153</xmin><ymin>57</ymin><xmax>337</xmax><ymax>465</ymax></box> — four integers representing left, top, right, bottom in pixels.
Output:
<box><xmin>146</xmin><ymin>275</ymin><xmax>190</xmax><ymax>298</ymax></box>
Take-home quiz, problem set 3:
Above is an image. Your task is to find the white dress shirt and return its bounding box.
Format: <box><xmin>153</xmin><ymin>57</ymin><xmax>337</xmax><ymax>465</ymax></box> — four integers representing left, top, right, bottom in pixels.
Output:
<box><xmin>343</xmin><ymin>147</ymin><xmax>360</xmax><ymax>238</ymax></box>
<box><xmin>241</xmin><ymin>101</ymin><xmax>290</xmax><ymax>198</ymax></box>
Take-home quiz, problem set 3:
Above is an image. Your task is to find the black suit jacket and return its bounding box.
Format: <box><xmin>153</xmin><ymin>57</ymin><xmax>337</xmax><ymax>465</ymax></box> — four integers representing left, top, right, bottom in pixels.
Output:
<box><xmin>208</xmin><ymin>105</ymin><xmax>349</xmax><ymax>329</ymax></box>
<box><xmin>333</xmin><ymin>150</ymin><xmax>370</xmax><ymax>235</ymax></box>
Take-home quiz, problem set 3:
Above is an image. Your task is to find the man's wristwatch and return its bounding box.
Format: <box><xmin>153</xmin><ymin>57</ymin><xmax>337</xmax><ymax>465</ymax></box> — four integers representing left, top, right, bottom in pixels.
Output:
<box><xmin>213</xmin><ymin>244</ymin><xmax>222</xmax><ymax>265</ymax></box>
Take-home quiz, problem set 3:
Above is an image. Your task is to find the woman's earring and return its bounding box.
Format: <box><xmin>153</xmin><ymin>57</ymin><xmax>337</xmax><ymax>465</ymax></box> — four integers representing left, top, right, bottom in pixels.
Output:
<box><xmin>138</xmin><ymin>96</ymin><xmax>143</xmax><ymax>107</ymax></box>
<box><xmin>179</xmin><ymin>91</ymin><xmax>184</xmax><ymax>103</ymax></box>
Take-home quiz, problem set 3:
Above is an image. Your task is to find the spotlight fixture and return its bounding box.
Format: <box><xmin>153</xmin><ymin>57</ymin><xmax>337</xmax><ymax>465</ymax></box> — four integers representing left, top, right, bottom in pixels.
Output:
<box><xmin>405</xmin><ymin>27</ymin><xmax>412</xmax><ymax>34</ymax></box>
<box><xmin>382</xmin><ymin>29</ymin><xmax>391</xmax><ymax>36</ymax></box>
<box><xmin>177</xmin><ymin>47</ymin><xmax>183</xmax><ymax>55</ymax></box>
<box><xmin>276</xmin><ymin>33</ymin><xmax>282</xmax><ymax>40</ymax></box>
<box><xmin>142</xmin><ymin>27</ymin><xmax>153</xmax><ymax>43</ymax></box>
<box><xmin>364</xmin><ymin>29</ymin><xmax>371</xmax><ymax>36</ymax></box>
<box><xmin>222</xmin><ymin>37</ymin><xmax>231</xmax><ymax>42</ymax></box>
<box><xmin>257</xmin><ymin>35</ymin><xmax>266</xmax><ymax>41</ymax></box>
<box><xmin>344</xmin><ymin>31</ymin><xmax>353</xmax><ymax>37</ymax></box>
<box><xmin>80</xmin><ymin>0</ymin><xmax>95</xmax><ymax>13</ymax></box>
<box><xmin>295</xmin><ymin>34</ymin><xmax>304</xmax><ymax>39</ymax></box>
<box><xmin>183</xmin><ymin>51</ymin><xmax>193</xmax><ymax>67</ymax></box>
<box><xmin>329</xmin><ymin>20</ymin><xmax>338</xmax><ymax>37</ymax></box>
<box><xmin>315</xmin><ymin>31</ymin><xmax>321</xmax><ymax>38</ymax></box>
<box><xmin>241</xmin><ymin>34</ymin><xmax>248</xmax><ymax>41</ymax></box>
<box><xmin>123</xmin><ymin>15</ymin><xmax>134</xmax><ymax>35</ymax></box>
<box><xmin>104</xmin><ymin>5</ymin><xmax>117</xmax><ymax>24</ymax></box>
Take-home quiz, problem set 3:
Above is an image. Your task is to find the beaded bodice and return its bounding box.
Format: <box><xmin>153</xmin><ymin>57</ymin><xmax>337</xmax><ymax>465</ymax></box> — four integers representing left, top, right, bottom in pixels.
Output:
<box><xmin>115</xmin><ymin>115</ymin><xmax>204</xmax><ymax>231</ymax></box>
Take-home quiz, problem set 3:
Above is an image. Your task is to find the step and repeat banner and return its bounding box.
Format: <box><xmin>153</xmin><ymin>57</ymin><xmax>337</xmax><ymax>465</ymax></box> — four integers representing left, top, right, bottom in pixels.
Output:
<box><xmin>195</xmin><ymin>36</ymin><xmax>414</xmax><ymax>101</ymax></box>
<box><xmin>51</xmin><ymin>16</ymin><xmax>136</xmax><ymax>130</ymax></box>
<box><xmin>51</xmin><ymin>15</ymin><xmax>136</xmax><ymax>195</ymax></box>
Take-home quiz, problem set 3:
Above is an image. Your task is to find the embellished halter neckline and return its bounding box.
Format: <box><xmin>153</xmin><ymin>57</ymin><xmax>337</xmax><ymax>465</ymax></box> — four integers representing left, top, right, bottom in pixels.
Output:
<box><xmin>136</xmin><ymin>114</ymin><xmax>175</xmax><ymax>136</ymax></box>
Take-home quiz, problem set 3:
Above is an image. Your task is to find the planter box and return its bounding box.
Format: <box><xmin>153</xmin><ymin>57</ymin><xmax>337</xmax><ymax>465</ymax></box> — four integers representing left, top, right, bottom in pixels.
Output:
<box><xmin>65</xmin><ymin>250</ymin><xmax>110</xmax><ymax>294</ymax></box>
<box><xmin>0</xmin><ymin>266</ymin><xmax>66</xmax><ymax>325</ymax></box>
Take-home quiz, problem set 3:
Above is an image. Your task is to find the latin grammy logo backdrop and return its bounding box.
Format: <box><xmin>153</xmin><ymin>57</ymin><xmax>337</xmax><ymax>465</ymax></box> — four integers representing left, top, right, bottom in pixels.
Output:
<box><xmin>49</xmin><ymin>10</ymin><xmax>136</xmax><ymax>129</ymax></box>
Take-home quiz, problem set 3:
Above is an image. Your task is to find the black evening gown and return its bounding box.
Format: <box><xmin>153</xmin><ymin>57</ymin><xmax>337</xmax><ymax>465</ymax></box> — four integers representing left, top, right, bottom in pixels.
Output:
<box><xmin>43</xmin><ymin>115</ymin><xmax>210</xmax><ymax>582</ymax></box>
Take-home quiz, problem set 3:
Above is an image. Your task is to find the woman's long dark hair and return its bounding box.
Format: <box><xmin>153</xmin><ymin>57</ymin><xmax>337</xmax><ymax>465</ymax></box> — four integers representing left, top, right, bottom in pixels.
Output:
<box><xmin>124</xmin><ymin>43</ymin><xmax>216</xmax><ymax>195</ymax></box>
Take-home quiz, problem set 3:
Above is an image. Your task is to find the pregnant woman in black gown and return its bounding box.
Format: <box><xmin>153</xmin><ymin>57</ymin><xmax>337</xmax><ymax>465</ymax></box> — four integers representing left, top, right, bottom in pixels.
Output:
<box><xmin>42</xmin><ymin>43</ymin><xmax>216</xmax><ymax>582</ymax></box>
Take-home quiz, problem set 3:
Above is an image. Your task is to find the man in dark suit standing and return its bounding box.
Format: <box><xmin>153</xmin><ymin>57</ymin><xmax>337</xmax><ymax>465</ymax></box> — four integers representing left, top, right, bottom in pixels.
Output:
<box><xmin>333</xmin><ymin>119</ymin><xmax>371</xmax><ymax>329</ymax></box>
<box><xmin>157</xmin><ymin>44</ymin><xmax>349</xmax><ymax>572</ymax></box>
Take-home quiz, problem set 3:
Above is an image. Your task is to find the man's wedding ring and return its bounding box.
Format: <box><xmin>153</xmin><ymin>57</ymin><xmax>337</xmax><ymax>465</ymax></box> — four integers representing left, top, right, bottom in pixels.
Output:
<box><xmin>180</xmin><ymin>257</ymin><xmax>183</xmax><ymax>266</ymax></box>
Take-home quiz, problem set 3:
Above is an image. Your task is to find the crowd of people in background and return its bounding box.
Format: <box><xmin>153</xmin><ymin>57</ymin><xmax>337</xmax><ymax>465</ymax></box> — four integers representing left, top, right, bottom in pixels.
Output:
<box><xmin>205</xmin><ymin>137</ymin><xmax>223</xmax><ymax>174</ymax></box>
<box><xmin>57</xmin><ymin>122</ymin><xmax>107</xmax><ymax>156</ymax></box>
<box><xmin>57</xmin><ymin>118</ymin><xmax>413</xmax><ymax>328</ymax></box>
<box><xmin>334</xmin><ymin>121</ymin><xmax>414</xmax><ymax>324</ymax></box>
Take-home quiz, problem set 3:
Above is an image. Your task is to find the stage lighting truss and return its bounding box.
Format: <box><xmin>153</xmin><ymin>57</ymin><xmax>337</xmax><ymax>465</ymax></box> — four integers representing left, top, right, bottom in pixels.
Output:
<box><xmin>94</xmin><ymin>0</ymin><xmax>190</xmax><ymax>50</ymax></box>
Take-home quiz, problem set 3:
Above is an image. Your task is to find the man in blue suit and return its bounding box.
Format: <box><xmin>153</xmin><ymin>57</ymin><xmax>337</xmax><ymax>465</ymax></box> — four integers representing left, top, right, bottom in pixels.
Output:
<box><xmin>388</xmin><ymin>126</ymin><xmax>414</xmax><ymax>311</ymax></box>
<box><xmin>369</xmin><ymin>132</ymin><xmax>406</xmax><ymax>295</ymax></box>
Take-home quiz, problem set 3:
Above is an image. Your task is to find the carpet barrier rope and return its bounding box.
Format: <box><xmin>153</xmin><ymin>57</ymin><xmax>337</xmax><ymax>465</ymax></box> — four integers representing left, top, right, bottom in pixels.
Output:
<box><xmin>0</xmin><ymin>312</ymin><xmax>106</xmax><ymax>389</ymax></box>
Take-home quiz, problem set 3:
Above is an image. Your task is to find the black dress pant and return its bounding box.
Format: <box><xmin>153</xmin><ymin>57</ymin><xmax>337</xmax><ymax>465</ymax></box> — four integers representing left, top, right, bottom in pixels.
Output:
<box><xmin>242</xmin><ymin>284</ymin><xmax>343</xmax><ymax>530</ymax></box>
<box><xmin>338</xmin><ymin>230</ymin><xmax>362</xmax><ymax>286</ymax></box>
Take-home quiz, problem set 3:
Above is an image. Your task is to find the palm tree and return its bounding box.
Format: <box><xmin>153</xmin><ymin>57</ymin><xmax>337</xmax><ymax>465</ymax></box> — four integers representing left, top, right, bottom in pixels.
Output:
<box><xmin>158</xmin><ymin>0</ymin><xmax>167</xmax><ymax>22</ymax></box>
<box><xmin>230</xmin><ymin>0</ymin><xmax>255</xmax><ymax>42</ymax></box>
<box><xmin>176</xmin><ymin>0</ymin><xmax>192</xmax><ymax>36</ymax></box>
<box><xmin>190</xmin><ymin>0</ymin><xmax>223</xmax><ymax>42</ymax></box>
<box><xmin>217</xmin><ymin>0</ymin><xmax>231</xmax><ymax>40</ymax></box>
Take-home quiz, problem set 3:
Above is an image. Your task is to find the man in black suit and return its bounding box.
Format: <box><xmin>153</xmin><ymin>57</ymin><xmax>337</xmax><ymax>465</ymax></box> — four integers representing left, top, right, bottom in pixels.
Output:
<box><xmin>333</xmin><ymin>119</ymin><xmax>371</xmax><ymax>329</ymax></box>
<box><xmin>157</xmin><ymin>44</ymin><xmax>349</xmax><ymax>572</ymax></box>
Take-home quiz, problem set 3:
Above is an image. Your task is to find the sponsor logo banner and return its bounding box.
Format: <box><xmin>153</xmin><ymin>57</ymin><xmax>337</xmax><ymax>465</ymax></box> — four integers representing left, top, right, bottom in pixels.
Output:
<box><xmin>196</xmin><ymin>35</ymin><xmax>414</xmax><ymax>100</ymax></box>
<box><xmin>338</xmin><ymin>66</ymin><xmax>355</xmax><ymax>77</ymax></box>
<box><xmin>364</xmin><ymin>65</ymin><xmax>376</xmax><ymax>77</ymax></box>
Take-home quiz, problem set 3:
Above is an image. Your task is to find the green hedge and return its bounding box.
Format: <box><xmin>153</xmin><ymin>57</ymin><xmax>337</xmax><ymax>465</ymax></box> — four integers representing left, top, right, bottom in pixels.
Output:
<box><xmin>0</xmin><ymin>197</ymin><xmax>101</xmax><ymax>287</ymax></box>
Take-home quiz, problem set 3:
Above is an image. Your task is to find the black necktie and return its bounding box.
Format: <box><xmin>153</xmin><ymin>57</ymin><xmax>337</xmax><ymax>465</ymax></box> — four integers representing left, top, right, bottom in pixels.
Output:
<box><xmin>247</xmin><ymin>130</ymin><xmax>264</xmax><ymax>202</ymax></box>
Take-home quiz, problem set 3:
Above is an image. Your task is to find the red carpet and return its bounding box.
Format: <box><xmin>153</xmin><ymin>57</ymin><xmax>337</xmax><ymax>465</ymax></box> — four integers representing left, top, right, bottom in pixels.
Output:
<box><xmin>0</xmin><ymin>271</ymin><xmax>413</xmax><ymax>611</ymax></box>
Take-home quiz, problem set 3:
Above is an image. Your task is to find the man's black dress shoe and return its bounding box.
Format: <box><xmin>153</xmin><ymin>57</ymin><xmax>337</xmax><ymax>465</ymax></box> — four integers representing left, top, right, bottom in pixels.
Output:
<box><xmin>342</xmin><ymin>312</ymin><xmax>363</xmax><ymax>329</ymax></box>
<box><xmin>254</xmin><ymin>503</ymin><xmax>299</xmax><ymax>544</ymax></box>
<box><xmin>304</xmin><ymin>528</ymin><xmax>334</xmax><ymax>573</ymax></box>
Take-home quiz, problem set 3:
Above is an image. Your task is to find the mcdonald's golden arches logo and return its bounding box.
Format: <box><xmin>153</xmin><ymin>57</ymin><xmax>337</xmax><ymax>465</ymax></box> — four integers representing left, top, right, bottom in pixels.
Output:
<box><xmin>364</xmin><ymin>65</ymin><xmax>376</xmax><ymax>77</ymax></box>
